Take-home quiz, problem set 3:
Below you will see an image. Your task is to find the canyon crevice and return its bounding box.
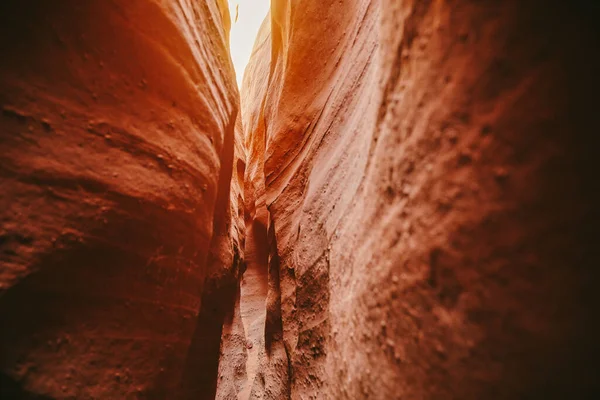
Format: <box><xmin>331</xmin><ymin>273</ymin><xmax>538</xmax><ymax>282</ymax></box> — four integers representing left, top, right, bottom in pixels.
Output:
<box><xmin>1</xmin><ymin>1</ymin><xmax>599</xmax><ymax>399</ymax></box>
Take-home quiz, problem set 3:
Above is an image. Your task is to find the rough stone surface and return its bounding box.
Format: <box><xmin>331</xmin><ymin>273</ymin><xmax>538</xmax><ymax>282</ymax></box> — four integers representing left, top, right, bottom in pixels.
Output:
<box><xmin>214</xmin><ymin>114</ymin><xmax>248</xmax><ymax>400</ymax></box>
<box><xmin>2</xmin><ymin>0</ymin><xmax>599</xmax><ymax>399</ymax></box>
<box><xmin>0</xmin><ymin>1</ymin><xmax>241</xmax><ymax>399</ymax></box>
<box><xmin>235</xmin><ymin>12</ymin><xmax>291</xmax><ymax>399</ymax></box>
<box><xmin>240</xmin><ymin>0</ymin><xmax>600</xmax><ymax>399</ymax></box>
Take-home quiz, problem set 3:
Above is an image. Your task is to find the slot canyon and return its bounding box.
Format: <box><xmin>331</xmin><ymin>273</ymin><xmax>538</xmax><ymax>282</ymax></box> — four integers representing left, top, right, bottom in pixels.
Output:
<box><xmin>1</xmin><ymin>0</ymin><xmax>599</xmax><ymax>399</ymax></box>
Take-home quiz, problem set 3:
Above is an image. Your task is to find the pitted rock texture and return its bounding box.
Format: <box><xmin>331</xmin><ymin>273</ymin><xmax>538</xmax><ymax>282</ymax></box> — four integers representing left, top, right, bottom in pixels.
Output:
<box><xmin>0</xmin><ymin>0</ymin><xmax>241</xmax><ymax>399</ymax></box>
<box><xmin>239</xmin><ymin>0</ymin><xmax>599</xmax><ymax>399</ymax></box>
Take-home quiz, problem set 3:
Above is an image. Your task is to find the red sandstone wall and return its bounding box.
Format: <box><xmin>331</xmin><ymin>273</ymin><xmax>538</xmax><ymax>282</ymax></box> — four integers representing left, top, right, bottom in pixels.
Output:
<box><xmin>0</xmin><ymin>0</ymin><xmax>241</xmax><ymax>398</ymax></box>
<box><xmin>214</xmin><ymin>114</ymin><xmax>248</xmax><ymax>400</ymax></box>
<box><xmin>231</xmin><ymin>15</ymin><xmax>290</xmax><ymax>398</ymax></box>
<box><xmin>2</xmin><ymin>0</ymin><xmax>598</xmax><ymax>399</ymax></box>
<box><xmin>241</xmin><ymin>0</ymin><xmax>599</xmax><ymax>399</ymax></box>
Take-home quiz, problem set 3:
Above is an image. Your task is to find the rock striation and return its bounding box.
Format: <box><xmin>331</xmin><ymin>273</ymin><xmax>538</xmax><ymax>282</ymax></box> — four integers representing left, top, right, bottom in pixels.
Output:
<box><xmin>0</xmin><ymin>1</ymin><xmax>242</xmax><ymax>399</ymax></box>
<box><xmin>239</xmin><ymin>0</ymin><xmax>599</xmax><ymax>398</ymax></box>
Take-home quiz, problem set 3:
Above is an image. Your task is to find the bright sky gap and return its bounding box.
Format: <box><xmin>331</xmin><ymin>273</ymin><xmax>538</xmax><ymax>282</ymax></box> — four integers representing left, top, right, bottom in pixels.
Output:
<box><xmin>227</xmin><ymin>0</ymin><xmax>270</xmax><ymax>87</ymax></box>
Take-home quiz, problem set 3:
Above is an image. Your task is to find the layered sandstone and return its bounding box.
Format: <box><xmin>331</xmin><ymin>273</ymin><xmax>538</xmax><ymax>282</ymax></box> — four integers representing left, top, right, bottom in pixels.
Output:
<box><xmin>1</xmin><ymin>0</ymin><xmax>599</xmax><ymax>399</ymax></box>
<box><xmin>239</xmin><ymin>0</ymin><xmax>599</xmax><ymax>399</ymax></box>
<box><xmin>0</xmin><ymin>1</ymin><xmax>241</xmax><ymax>398</ymax></box>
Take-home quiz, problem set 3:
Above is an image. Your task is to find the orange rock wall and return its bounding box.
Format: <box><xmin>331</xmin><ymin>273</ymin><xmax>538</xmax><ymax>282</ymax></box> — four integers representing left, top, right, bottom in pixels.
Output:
<box><xmin>0</xmin><ymin>0</ymin><xmax>241</xmax><ymax>398</ymax></box>
<box><xmin>241</xmin><ymin>0</ymin><xmax>599</xmax><ymax>398</ymax></box>
<box><xmin>237</xmin><ymin>13</ymin><xmax>291</xmax><ymax>398</ymax></box>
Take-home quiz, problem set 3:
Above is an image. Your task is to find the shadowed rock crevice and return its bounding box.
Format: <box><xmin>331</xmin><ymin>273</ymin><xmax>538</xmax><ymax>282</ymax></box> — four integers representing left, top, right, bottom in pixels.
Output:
<box><xmin>0</xmin><ymin>373</ymin><xmax>53</xmax><ymax>399</ymax></box>
<box><xmin>178</xmin><ymin>90</ymin><xmax>239</xmax><ymax>400</ymax></box>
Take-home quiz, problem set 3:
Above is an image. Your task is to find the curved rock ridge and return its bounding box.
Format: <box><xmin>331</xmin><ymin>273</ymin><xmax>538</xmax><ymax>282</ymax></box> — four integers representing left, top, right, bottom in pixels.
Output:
<box><xmin>239</xmin><ymin>0</ymin><xmax>600</xmax><ymax>399</ymax></box>
<box><xmin>0</xmin><ymin>0</ymin><xmax>242</xmax><ymax>398</ymax></box>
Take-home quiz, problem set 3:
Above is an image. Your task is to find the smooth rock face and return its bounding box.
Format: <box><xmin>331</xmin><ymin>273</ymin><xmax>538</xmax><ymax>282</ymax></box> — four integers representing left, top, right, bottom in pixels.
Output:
<box><xmin>240</xmin><ymin>0</ymin><xmax>599</xmax><ymax>399</ymax></box>
<box><xmin>0</xmin><ymin>0</ymin><xmax>241</xmax><ymax>398</ymax></box>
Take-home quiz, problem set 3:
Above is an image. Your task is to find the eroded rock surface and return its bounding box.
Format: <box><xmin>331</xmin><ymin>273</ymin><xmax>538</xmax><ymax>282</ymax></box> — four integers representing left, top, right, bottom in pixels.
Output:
<box><xmin>240</xmin><ymin>0</ymin><xmax>599</xmax><ymax>399</ymax></box>
<box><xmin>0</xmin><ymin>1</ymin><xmax>241</xmax><ymax>398</ymax></box>
<box><xmin>1</xmin><ymin>0</ymin><xmax>599</xmax><ymax>399</ymax></box>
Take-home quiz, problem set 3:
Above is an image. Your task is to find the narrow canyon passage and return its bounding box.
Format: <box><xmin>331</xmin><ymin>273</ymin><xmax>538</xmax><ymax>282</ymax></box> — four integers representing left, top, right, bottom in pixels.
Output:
<box><xmin>238</xmin><ymin>218</ymin><xmax>268</xmax><ymax>399</ymax></box>
<box><xmin>1</xmin><ymin>1</ymin><xmax>599</xmax><ymax>399</ymax></box>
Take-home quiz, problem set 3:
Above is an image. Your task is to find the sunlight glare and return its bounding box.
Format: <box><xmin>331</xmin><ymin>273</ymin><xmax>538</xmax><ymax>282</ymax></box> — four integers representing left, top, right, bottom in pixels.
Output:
<box><xmin>227</xmin><ymin>0</ymin><xmax>270</xmax><ymax>87</ymax></box>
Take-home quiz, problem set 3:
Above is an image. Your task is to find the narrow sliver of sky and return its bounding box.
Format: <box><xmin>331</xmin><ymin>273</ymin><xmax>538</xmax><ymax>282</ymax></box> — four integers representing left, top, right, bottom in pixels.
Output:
<box><xmin>227</xmin><ymin>0</ymin><xmax>270</xmax><ymax>87</ymax></box>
